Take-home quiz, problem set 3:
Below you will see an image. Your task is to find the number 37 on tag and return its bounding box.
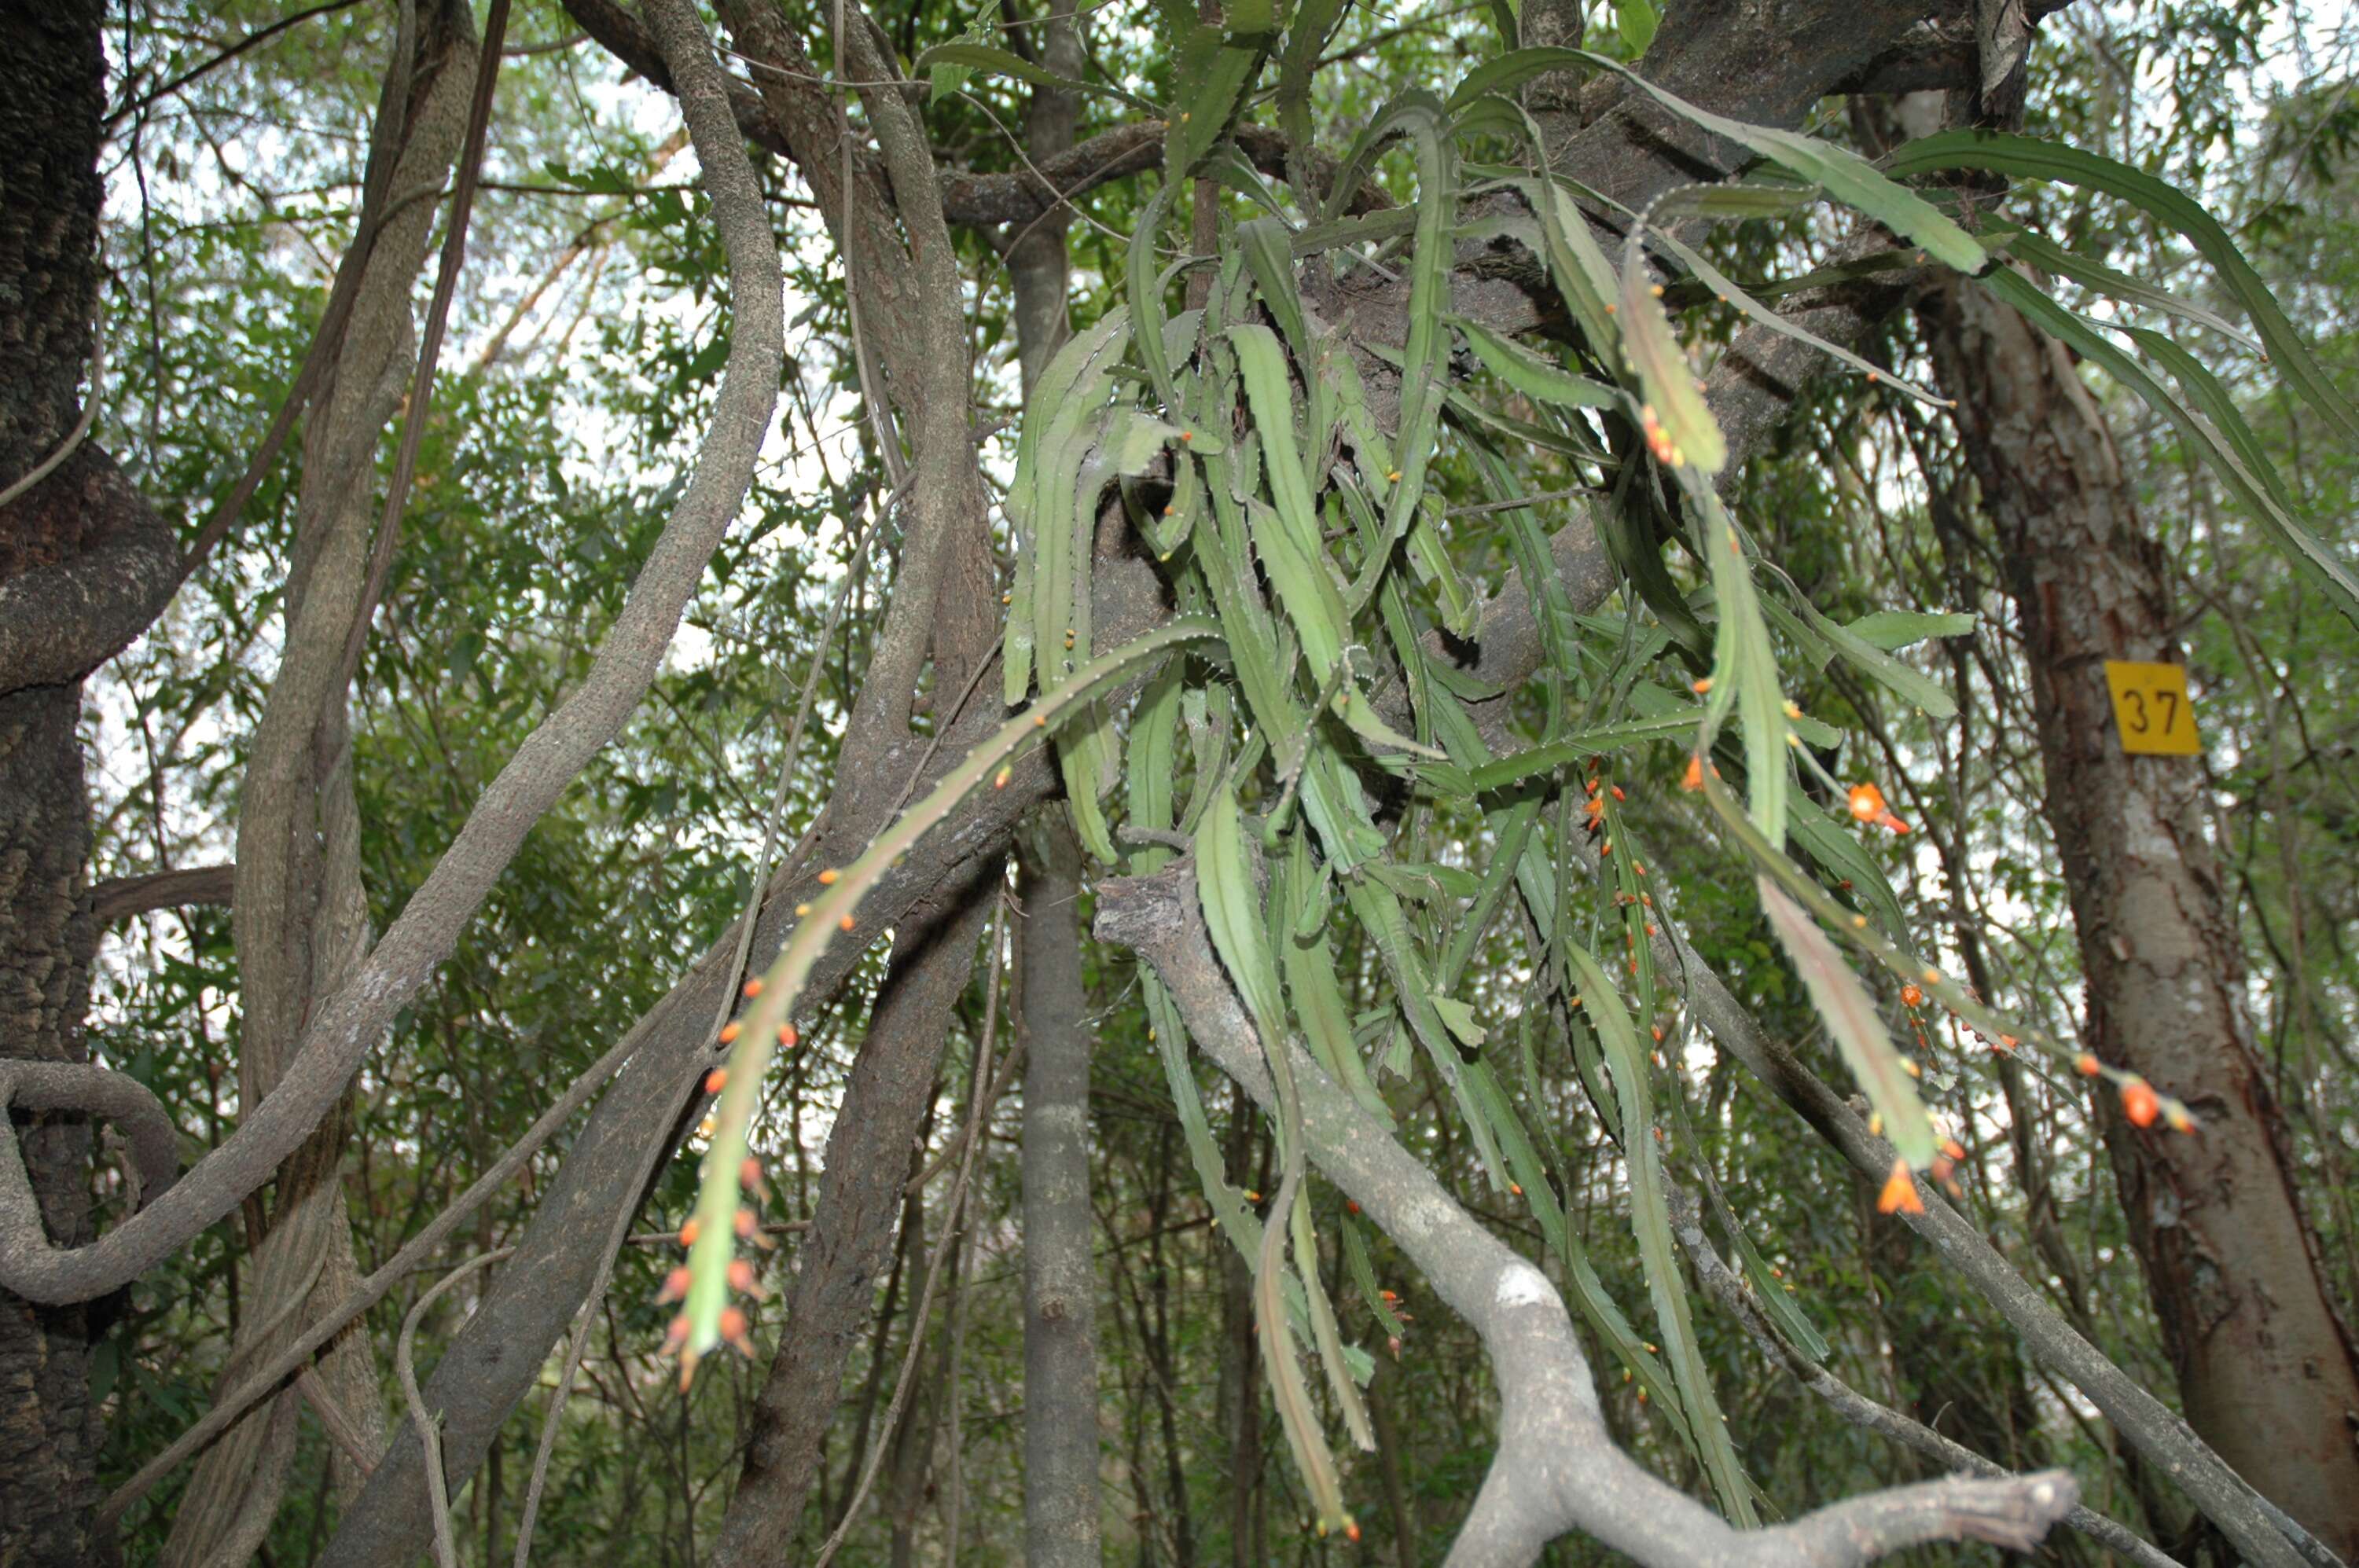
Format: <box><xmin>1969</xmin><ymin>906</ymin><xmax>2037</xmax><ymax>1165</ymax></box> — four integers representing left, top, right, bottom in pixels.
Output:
<box><xmin>2104</xmin><ymin>661</ymin><xmax>2202</xmax><ymax>755</ymax></box>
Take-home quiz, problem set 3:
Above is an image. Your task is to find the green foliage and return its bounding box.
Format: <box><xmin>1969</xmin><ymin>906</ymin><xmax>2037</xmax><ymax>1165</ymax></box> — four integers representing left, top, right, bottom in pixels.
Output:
<box><xmin>73</xmin><ymin>0</ymin><xmax>2359</xmax><ymax>1560</ymax></box>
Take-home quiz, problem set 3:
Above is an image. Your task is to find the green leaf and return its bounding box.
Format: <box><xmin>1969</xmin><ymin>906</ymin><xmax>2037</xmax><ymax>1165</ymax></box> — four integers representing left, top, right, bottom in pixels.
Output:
<box><xmin>1167</xmin><ymin>24</ymin><xmax>1266</xmax><ymax>181</ymax></box>
<box><xmin>1620</xmin><ymin>254</ymin><xmax>1726</xmax><ymax>473</ymax></box>
<box><xmin>1756</xmin><ymin>876</ymin><xmax>1936</xmax><ymax>1170</ymax></box>
<box><xmin>1637</xmin><ymin>223</ymin><xmax>1949</xmax><ymax>409</ymax></box>
<box><xmin>1694</xmin><ymin>484</ymin><xmax>1788</xmax><ymax>847</ymax></box>
<box><xmin>2004</xmin><ymin>229</ymin><xmax>2262</xmax><ymax>354</ymax></box>
<box><xmin>1883</xmin><ymin>130</ymin><xmax>2359</xmax><ymax>439</ymax></box>
<box><xmin>682</xmin><ymin>620</ymin><xmax>1226</xmax><ymax>1365</ymax></box>
<box><xmin>1758</xmin><ymin>594</ymin><xmax>1957</xmax><ymax>721</ymax></box>
<box><xmin>1275</xmin><ymin>0</ymin><xmax>1345</xmax><ymax>200</ymax></box>
<box><xmin>1443</xmin><ymin>46</ymin><xmax>1594</xmax><ymax>118</ymax></box>
<box><xmin>1615</xmin><ymin>0</ymin><xmax>1659</xmax><ymax>54</ymax></box>
<box><xmin>1455</xmin><ymin>316</ymin><xmax>1621</xmax><ymax>410</ymax></box>
<box><xmin>1843</xmin><ymin>610</ymin><xmax>1975</xmax><ymax>651</ymax></box>
<box><xmin>1196</xmin><ymin>781</ymin><xmax>1287</xmax><ymax>1041</ymax></box>
<box><xmin>1559</xmin><ymin>941</ymin><xmax>1756</xmax><ymax>1521</ymax></box>
<box><xmin>1462</xmin><ymin>711</ymin><xmax>1699</xmax><ymax>791</ymax></box>
<box><xmin>1982</xmin><ymin>267</ymin><xmax>2359</xmax><ymax>632</ymax></box>
<box><xmin>910</xmin><ymin>42</ymin><xmax>1155</xmax><ymax>112</ymax></box>
<box><xmin>1787</xmin><ymin>799</ymin><xmax>1910</xmax><ymax>942</ymax></box>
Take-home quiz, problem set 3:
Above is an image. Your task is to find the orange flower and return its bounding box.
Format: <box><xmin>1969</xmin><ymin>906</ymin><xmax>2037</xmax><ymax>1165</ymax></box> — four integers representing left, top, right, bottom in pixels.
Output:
<box><xmin>1876</xmin><ymin>1158</ymin><xmax>1924</xmax><ymax>1215</ymax></box>
<box><xmin>2122</xmin><ymin>1079</ymin><xmax>2159</xmax><ymax>1128</ymax></box>
<box><xmin>1847</xmin><ymin>781</ymin><xmax>1913</xmax><ymax>835</ymax></box>
<box><xmin>1900</xmin><ymin>984</ymin><xmax>1924</xmax><ymax>1008</ymax></box>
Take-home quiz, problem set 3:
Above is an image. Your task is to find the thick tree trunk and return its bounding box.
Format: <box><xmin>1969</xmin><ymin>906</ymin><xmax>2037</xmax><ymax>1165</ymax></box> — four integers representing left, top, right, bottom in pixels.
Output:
<box><xmin>0</xmin><ymin>8</ymin><xmax>177</xmax><ymax>1562</ymax></box>
<box><xmin>1020</xmin><ymin>816</ymin><xmax>1103</xmax><ymax>1566</ymax></box>
<box><xmin>1925</xmin><ymin>276</ymin><xmax>2359</xmax><ymax>1559</ymax></box>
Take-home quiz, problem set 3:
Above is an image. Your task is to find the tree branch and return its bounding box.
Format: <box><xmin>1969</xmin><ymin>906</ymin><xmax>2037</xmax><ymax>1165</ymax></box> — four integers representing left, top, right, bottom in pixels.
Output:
<box><xmin>0</xmin><ymin>1063</ymin><xmax>178</xmax><ymax>1210</ymax></box>
<box><xmin>89</xmin><ymin>864</ymin><xmax>235</xmax><ymax>926</ymax></box>
<box><xmin>1094</xmin><ymin>861</ymin><xmax>2078</xmax><ymax>1568</ymax></box>
<box><xmin>1664</xmin><ymin>1184</ymin><xmax>2184</xmax><ymax>1568</ymax></box>
<box><xmin>1654</xmin><ymin>884</ymin><xmax>2328</xmax><ymax>1568</ymax></box>
<box><xmin>0</xmin><ymin>446</ymin><xmax>180</xmax><ymax>693</ymax></box>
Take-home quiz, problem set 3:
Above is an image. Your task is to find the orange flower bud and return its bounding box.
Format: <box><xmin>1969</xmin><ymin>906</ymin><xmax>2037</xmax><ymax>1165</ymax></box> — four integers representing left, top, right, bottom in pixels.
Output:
<box><xmin>1876</xmin><ymin>1158</ymin><xmax>1924</xmax><ymax>1215</ymax></box>
<box><xmin>727</xmin><ymin>1258</ymin><xmax>759</xmax><ymax>1294</ymax></box>
<box><xmin>734</xmin><ymin>1208</ymin><xmax>759</xmax><ymax>1239</ymax></box>
<box><xmin>679</xmin><ymin>1219</ymin><xmax>700</xmax><ymax>1247</ymax></box>
<box><xmin>742</xmin><ymin>978</ymin><xmax>764</xmax><ymax>999</ymax></box>
<box><xmin>2075</xmin><ymin>1052</ymin><xmax>2101</xmax><ymax>1077</ymax></box>
<box><xmin>818</xmin><ymin>868</ymin><xmax>840</xmax><ymax>886</ymax></box>
<box><xmin>718</xmin><ymin>1022</ymin><xmax>742</xmax><ymax>1045</ymax></box>
<box><xmin>704</xmin><ymin>1068</ymin><xmax>728</xmax><ymax>1095</ymax></box>
<box><xmin>1681</xmin><ymin>755</ymin><xmax>1704</xmax><ymax>791</ymax></box>
<box><xmin>656</xmin><ymin>1266</ymin><xmax>692</xmax><ymax>1305</ymax></box>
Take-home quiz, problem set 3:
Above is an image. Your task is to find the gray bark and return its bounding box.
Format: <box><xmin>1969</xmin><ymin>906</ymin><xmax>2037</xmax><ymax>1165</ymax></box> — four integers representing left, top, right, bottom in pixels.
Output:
<box><xmin>164</xmin><ymin>6</ymin><xmax>479</xmax><ymax>1557</ymax></box>
<box><xmin>1020</xmin><ymin>817</ymin><xmax>1102</xmax><ymax>1566</ymax></box>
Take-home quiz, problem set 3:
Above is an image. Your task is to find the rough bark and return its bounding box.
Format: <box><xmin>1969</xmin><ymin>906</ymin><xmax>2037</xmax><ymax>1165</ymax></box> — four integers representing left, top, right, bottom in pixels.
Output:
<box><xmin>1019</xmin><ymin>817</ymin><xmax>1103</xmax><ymax>1566</ymax></box>
<box><xmin>1924</xmin><ymin>274</ymin><xmax>2359</xmax><ymax>1559</ymax></box>
<box><xmin>0</xmin><ymin>6</ymin><xmax>181</xmax><ymax>1561</ymax></box>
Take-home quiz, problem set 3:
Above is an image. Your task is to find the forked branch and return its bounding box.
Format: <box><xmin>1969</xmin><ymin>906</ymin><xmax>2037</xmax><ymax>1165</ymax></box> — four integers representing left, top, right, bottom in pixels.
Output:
<box><xmin>1095</xmin><ymin>862</ymin><xmax>2078</xmax><ymax>1568</ymax></box>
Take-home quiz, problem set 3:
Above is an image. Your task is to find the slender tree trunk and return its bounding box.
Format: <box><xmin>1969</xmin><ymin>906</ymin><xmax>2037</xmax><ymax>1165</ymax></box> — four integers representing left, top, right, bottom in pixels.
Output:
<box><xmin>164</xmin><ymin>7</ymin><xmax>476</xmax><ymax>1559</ymax></box>
<box><xmin>0</xmin><ymin>7</ymin><xmax>178</xmax><ymax>1560</ymax></box>
<box><xmin>1020</xmin><ymin>815</ymin><xmax>1104</xmax><ymax>1566</ymax></box>
<box><xmin>999</xmin><ymin>6</ymin><xmax>1106</xmax><ymax>1558</ymax></box>
<box><xmin>1924</xmin><ymin>274</ymin><xmax>2359</xmax><ymax>1559</ymax></box>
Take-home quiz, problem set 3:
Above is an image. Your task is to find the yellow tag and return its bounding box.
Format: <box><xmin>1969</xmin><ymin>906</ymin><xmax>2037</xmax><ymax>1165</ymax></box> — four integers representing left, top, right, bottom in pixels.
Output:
<box><xmin>2104</xmin><ymin>660</ymin><xmax>2201</xmax><ymax>755</ymax></box>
